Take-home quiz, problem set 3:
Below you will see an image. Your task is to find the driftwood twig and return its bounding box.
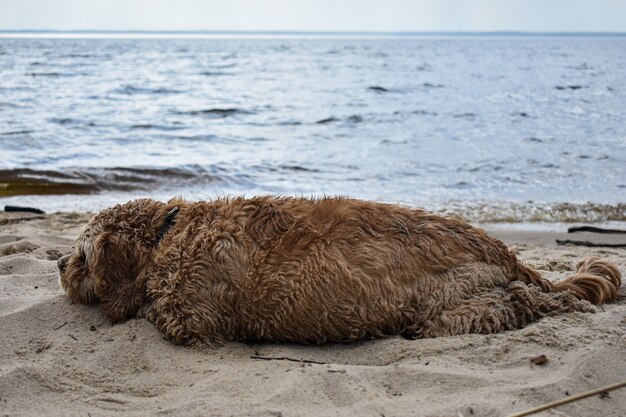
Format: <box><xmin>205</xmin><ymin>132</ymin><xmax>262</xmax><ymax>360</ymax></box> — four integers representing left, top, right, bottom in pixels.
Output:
<box><xmin>250</xmin><ymin>355</ymin><xmax>327</xmax><ymax>365</ymax></box>
<box><xmin>506</xmin><ymin>379</ymin><xmax>626</xmax><ymax>417</ymax></box>
<box><xmin>567</xmin><ymin>226</ymin><xmax>626</xmax><ymax>234</ymax></box>
<box><xmin>556</xmin><ymin>239</ymin><xmax>626</xmax><ymax>248</ymax></box>
<box><xmin>4</xmin><ymin>205</ymin><xmax>46</xmax><ymax>214</ymax></box>
<box><xmin>53</xmin><ymin>321</ymin><xmax>68</xmax><ymax>330</ymax></box>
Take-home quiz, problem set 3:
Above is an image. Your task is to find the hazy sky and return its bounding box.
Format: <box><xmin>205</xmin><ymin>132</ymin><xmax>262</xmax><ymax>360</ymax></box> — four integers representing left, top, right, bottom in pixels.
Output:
<box><xmin>1</xmin><ymin>0</ymin><xmax>625</xmax><ymax>32</ymax></box>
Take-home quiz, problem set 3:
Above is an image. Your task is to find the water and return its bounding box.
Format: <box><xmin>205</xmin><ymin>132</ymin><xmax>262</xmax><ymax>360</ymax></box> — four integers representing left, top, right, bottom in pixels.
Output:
<box><xmin>1</xmin><ymin>34</ymin><xmax>625</xmax><ymax>222</ymax></box>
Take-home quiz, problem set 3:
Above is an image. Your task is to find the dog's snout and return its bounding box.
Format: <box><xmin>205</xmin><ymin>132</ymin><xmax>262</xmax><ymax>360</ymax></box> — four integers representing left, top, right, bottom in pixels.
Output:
<box><xmin>57</xmin><ymin>255</ymin><xmax>70</xmax><ymax>272</ymax></box>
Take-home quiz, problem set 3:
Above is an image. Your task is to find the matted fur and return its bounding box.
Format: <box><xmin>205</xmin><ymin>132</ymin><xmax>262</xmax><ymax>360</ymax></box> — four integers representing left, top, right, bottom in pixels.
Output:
<box><xmin>58</xmin><ymin>197</ymin><xmax>622</xmax><ymax>345</ymax></box>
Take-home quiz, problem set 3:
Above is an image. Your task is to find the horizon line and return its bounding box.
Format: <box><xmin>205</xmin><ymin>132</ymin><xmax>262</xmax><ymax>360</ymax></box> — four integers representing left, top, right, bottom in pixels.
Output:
<box><xmin>1</xmin><ymin>29</ymin><xmax>626</xmax><ymax>36</ymax></box>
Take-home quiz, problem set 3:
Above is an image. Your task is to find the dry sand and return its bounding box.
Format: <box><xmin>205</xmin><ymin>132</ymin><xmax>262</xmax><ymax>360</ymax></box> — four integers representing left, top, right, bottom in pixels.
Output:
<box><xmin>0</xmin><ymin>211</ymin><xmax>624</xmax><ymax>417</ymax></box>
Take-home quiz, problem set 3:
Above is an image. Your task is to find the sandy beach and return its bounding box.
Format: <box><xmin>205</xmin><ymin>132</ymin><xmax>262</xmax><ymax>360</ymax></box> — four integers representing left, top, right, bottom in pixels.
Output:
<box><xmin>0</xmin><ymin>210</ymin><xmax>624</xmax><ymax>417</ymax></box>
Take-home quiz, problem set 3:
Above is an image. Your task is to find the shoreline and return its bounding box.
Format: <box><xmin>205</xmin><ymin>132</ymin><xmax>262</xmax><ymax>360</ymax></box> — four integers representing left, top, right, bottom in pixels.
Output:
<box><xmin>0</xmin><ymin>211</ymin><xmax>624</xmax><ymax>416</ymax></box>
<box><xmin>1</xmin><ymin>194</ymin><xmax>625</xmax><ymax>226</ymax></box>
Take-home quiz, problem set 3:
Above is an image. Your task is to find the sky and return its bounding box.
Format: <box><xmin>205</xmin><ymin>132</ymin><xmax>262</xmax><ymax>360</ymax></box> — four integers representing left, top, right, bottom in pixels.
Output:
<box><xmin>1</xmin><ymin>0</ymin><xmax>625</xmax><ymax>32</ymax></box>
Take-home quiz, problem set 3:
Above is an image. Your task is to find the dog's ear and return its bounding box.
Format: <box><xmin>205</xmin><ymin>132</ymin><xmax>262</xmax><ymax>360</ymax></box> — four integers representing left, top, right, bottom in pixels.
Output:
<box><xmin>94</xmin><ymin>233</ymin><xmax>147</xmax><ymax>323</ymax></box>
<box><xmin>155</xmin><ymin>206</ymin><xmax>179</xmax><ymax>241</ymax></box>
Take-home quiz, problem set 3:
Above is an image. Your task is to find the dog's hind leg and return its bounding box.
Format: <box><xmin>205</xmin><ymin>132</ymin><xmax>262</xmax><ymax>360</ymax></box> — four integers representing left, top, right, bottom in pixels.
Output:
<box><xmin>400</xmin><ymin>262</ymin><xmax>601</xmax><ymax>339</ymax></box>
<box><xmin>418</xmin><ymin>281</ymin><xmax>596</xmax><ymax>338</ymax></box>
<box><xmin>418</xmin><ymin>287</ymin><xmax>519</xmax><ymax>338</ymax></box>
<box><xmin>400</xmin><ymin>263</ymin><xmax>515</xmax><ymax>338</ymax></box>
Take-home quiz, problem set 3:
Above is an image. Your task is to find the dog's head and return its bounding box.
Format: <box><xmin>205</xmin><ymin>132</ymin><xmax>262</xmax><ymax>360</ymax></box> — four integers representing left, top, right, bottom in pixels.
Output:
<box><xmin>58</xmin><ymin>198</ymin><xmax>180</xmax><ymax>323</ymax></box>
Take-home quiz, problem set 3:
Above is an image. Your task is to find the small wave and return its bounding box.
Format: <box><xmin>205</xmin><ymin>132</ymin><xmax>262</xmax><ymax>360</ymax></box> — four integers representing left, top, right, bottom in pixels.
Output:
<box><xmin>524</xmin><ymin>137</ymin><xmax>543</xmax><ymax>143</ymax></box>
<box><xmin>315</xmin><ymin>115</ymin><xmax>363</xmax><ymax>124</ymax></box>
<box><xmin>210</xmin><ymin>63</ymin><xmax>237</xmax><ymax>69</ymax></box>
<box><xmin>0</xmin><ymin>169</ymin><xmax>96</xmax><ymax>196</ymax></box>
<box><xmin>112</xmin><ymin>85</ymin><xmax>182</xmax><ymax>95</ymax></box>
<box><xmin>555</xmin><ymin>85</ymin><xmax>584</xmax><ymax>91</ymax></box>
<box><xmin>252</xmin><ymin>164</ymin><xmax>321</xmax><ymax>174</ymax></box>
<box><xmin>446</xmin><ymin>181</ymin><xmax>476</xmax><ymax>190</ymax></box>
<box><xmin>1</xmin><ymin>130</ymin><xmax>35</xmax><ymax>136</ymax></box>
<box><xmin>527</xmin><ymin>159</ymin><xmax>559</xmax><ymax>169</ymax></box>
<box><xmin>0</xmin><ymin>167</ymin><xmax>219</xmax><ymax>197</ymax></box>
<box><xmin>27</xmin><ymin>72</ymin><xmax>64</xmax><ymax>77</ymax></box>
<box><xmin>177</xmin><ymin>108</ymin><xmax>251</xmax><ymax>118</ymax></box>
<box><xmin>63</xmin><ymin>54</ymin><xmax>104</xmax><ymax>59</ymax></box>
<box><xmin>453</xmin><ymin>112</ymin><xmax>477</xmax><ymax>118</ymax></box>
<box><xmin>380</xmin><ymin>139</ymin><xmax>409</xmax><ymax>145</ymax></box>
<box><xmin>568</xmin><ymin>63</ymin><xmax>592</xmax><ymax>71</ymax></box>
<box><xmin>129</xmin><ymin>124</ymin><xmax>185</xmax><ymax>131</ymax></box>
<box><xmin>170</xmin><ymin>134</ymin><xmax>221</xmax><ymax>142</ymax></box>
<box><xmin>422</xmin><ymin>82</ymin><xmax>444</xmax><ymax>88</ymax></box>
<box><xmin>368</xmin><ymin>86</ymin><xmax>388</xmax><ymax>92</ymax></box>
<box><xmin>277</xmin><ymin>120</ymin><xmax>302</xmax><ymax>126</ymax></box>
<box><xmin>278</xmin><ymin>165</ymin><xmax>321</xmax><ymax>173</ymax></box>
<box><xmin>433</xmin><ymin>201</ymin><xmax>626</xmax><ymax>223</ymax></box>
<box><xmin>49</xmin><ymin>117</ymin><xmax>78</xmax><ymax>125</ymax></box>
<box><xmin>315</xmin><ymin>117</ymin><xmax>340</xmax><ymax>124</ymax></box>
<box><xmin>200</xmin><ymin>71</ymin><xmax>231</xmax><ymax>76</ymax></box>
<box><xmin>394</xmin><ymin>110</ymin><xmax>437</xmax><ymax>117</ymax></box>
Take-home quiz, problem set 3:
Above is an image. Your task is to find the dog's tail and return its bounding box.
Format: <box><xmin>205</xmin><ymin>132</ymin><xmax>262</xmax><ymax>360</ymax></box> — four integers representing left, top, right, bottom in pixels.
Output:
<box><xmin>552</xmin><ymin>257</ymin><xmax>621</xmax><ymax>304</ymax></box>
<box><xmin>517</xmin><ymin>257</ymin><xmax>621</xmax><ymax>305</ymax></box>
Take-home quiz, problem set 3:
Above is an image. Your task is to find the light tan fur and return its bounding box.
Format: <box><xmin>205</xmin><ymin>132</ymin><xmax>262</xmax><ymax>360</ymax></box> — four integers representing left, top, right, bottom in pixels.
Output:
<box><xmin>58</xmin><ymin>197</ymin><xmax>622</xmax><ymax>345</ymax></box>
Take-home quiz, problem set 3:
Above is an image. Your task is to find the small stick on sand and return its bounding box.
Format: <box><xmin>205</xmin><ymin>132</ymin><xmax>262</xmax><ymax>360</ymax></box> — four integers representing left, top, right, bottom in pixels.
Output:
<box><xmin>506</xmin><ymin>379</ymin><xmax>626</xmax><ymax>417</ymax></box>
<box><xmin>556</xmin><ymin>239</ymin><xmax>626</xmax><ymax>248</ymax></box>
<box><xmin>250</xmin><ymin>355</ymin><xmax>327</xmax><ymax>365</ymax></box>
<box><xmin>0</xmin><ymin>215</ymin><xmax>46</xmax><ymax>225</ymax></box>
<box><xmin>53</xmin><ymin>321</ymin><xmax>68</xmax><ymax>330</ymax></box>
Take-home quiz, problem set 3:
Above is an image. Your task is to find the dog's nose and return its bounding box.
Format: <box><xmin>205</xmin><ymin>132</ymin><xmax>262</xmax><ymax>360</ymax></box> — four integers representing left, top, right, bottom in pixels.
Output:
<box><xmin>57</xmin><ymin>255</ymin><xmax>70</xmax><ymax>272</ymax></box>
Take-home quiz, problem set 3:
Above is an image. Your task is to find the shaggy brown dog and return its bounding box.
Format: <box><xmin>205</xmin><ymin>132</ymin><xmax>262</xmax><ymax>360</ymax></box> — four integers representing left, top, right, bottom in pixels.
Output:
<box><xmin>58</xmin><ymin>197</ymin><xmax>621</xmax><ymax>345</ymax></box>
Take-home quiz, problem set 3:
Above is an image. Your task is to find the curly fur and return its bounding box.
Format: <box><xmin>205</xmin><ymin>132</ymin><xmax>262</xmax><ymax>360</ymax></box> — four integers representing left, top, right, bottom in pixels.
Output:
<box><xmin>58</xmin><ymin>197</ymin><xmax>622</xmax><ymax>345</ymax></box>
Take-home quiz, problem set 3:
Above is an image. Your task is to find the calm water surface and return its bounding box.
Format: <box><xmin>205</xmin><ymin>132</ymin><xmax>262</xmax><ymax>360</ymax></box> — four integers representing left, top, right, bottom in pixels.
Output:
<box><xmin>0</xmin><ymin>34</ymin><xmax>624</xmax><ymax>222</ymax></box>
